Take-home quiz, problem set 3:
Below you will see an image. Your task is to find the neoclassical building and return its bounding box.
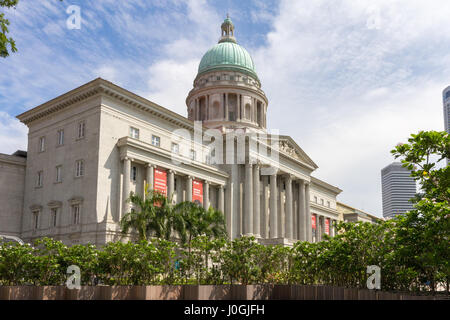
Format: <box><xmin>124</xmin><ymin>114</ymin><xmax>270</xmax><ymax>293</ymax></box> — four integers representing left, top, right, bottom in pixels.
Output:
<box><xmin>0</xmin><ymin>17</ymin><xmax>346</xmax><ymax>246</ymax></box>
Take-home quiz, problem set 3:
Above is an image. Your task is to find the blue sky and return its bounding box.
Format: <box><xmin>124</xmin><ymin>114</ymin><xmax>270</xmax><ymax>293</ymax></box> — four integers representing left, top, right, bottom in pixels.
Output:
<box><xmin>1</xmin><ymin>0</ymin><xmax>449</xmax><ymax>216</ymax></box>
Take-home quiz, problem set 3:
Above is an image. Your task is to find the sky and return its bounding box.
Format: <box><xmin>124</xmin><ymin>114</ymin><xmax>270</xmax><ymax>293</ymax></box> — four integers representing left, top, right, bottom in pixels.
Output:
<box><xmin>1</xmin><ymin>0</ymin><xmax>449</xmax><ymax>217</ymax></box>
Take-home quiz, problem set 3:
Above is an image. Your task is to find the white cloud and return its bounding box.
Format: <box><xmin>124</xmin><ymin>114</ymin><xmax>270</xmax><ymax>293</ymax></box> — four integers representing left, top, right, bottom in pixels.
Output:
<box><xmin>250</xmin><ymin>0</ymin><xmax>450</xmax><ymax>216</ymax></box>
<box><xmin>1</xmin><ymin>0</ymin><xmax>449</xmax><ymax>218</ymax></box>
<box><xmin>0</xmin><ymin>112</ymin><xmax>28</xmax><ymax>155</ymax></box>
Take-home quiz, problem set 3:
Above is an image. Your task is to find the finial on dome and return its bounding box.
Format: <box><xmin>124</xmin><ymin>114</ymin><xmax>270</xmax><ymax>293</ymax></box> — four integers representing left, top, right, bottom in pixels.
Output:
<box><xmin>219</xmin><ymin>15</ymin><xmax>236</xmax><ymax>44</ymax></box>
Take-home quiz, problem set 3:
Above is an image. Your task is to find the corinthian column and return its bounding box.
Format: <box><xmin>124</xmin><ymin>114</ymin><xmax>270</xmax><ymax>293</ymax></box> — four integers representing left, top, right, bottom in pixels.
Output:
<box><xmin>253</xmin><ymin>164</ymin><xmax>260</xmax><ymax>237</ymax></box>
<box><xmin>218</xmin><ymin>185</ymin><xmax>224</xmax><ymax>213</ymax></box>
<box><xmin>269</xmin><ymin>172</ymin><xmax>278</xmax><ymax>238</ymax></box>
<box><xmin>298</xmin><ymin>179</ymin><xmax>306</xmax><ymax>241</ymax></box>
<box><xmin>244</xmin><ymin>163</ymin><xmax>253</xmax><ymax>236</ymax></box>
<box><xmin>305</xmin><ymin>183</ymin><xmax>312</xmax><ymax>242</ymax></box>
<box><xmin>261</xmin><ymin>175</ymin><xmax>269</xmax><ymax>239</ymax></box>
<box><xmin>122</xmin><ymin>157</ymin><xmax>131</xmax><ymax>217</ymax></box>
<box><xmin>168</xmin><ymin>170</ymin><xmax>175</xmax><ymax>202</ymax></box>
<box><xmin>186</xmin><ymin>176</ymin><xmax>193</xmax><ymax>202</ymax></box>
<box><xmin>285</xmin><ymin>175</ymin><xmax>293</xmax><ymax>239</ymax></box>
<box><xmin>203</xmin><ymin>181</ymin><xmax>210</xmax><ymax>210</ymax></box>
<box><xmin>146</xmin><ymin>164</ymin><xmax>154</xmax><ymax>197</ymax></box>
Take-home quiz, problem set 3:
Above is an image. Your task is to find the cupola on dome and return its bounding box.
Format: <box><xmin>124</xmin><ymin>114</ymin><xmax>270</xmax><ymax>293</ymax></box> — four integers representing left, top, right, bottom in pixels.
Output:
<box><xmin>197</xmin><ymin>16</ymin><xmax>258</xmax><ymax>80</ymax></box>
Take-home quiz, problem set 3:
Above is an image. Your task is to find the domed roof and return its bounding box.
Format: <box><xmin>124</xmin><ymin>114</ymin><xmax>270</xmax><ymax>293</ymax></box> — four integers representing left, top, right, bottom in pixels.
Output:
<box><xmin>197</xmin><ymin>16</ymin><xmax>259</xmax><ymax>81</ymax></box>
<box><xmin>198</xmin><ymin>42</ymin><xmax>258</xmax><ymax>79</ymax></box>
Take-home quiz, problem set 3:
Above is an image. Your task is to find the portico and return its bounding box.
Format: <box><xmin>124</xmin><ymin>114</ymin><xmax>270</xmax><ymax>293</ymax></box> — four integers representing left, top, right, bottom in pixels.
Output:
<box><xmin>118</xmin><ymin>136</ymin><xmax>228</xmax><ymax>221</ymax></box>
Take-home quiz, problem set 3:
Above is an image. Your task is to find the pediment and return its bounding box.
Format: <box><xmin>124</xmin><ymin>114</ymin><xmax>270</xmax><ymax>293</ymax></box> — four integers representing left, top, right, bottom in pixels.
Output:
<box><xmin>279</xmin><ymin>135</ymin><xmax>318</xmax><ymax>169</ymax></box>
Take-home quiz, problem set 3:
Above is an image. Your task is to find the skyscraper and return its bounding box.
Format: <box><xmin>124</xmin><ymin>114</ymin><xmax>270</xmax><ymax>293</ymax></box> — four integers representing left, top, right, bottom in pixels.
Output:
<box><xmin>443</xmin><ymin>86</ymin><xmax>450</xmax><ymax>165</ymax></box>
<box><xmin>381</xmin><ymin>162</ymin><xmax>416</xmax><ymax>219</ymax></box>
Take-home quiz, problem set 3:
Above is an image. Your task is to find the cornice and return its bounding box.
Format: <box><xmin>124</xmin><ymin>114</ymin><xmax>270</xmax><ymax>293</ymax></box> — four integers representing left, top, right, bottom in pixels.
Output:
<box><xmin>186</xmin><ymin>83</ymin><xmax>268</xmax><ymax>106</ymax></box>
<box><xmin>311</xmin><ymin>176</ymin><xmax>343</xmax><ymax>195</ymax></box>
<box><xmin>310</xmin><ymin>202</ymin><xmax>339</xmax><ymax>216</ymax></box>
<box><xmin>117</xmin><ymin>136</ymin><xmax>229</xmax><ymax>180</ymax></box>
<box><xmin>16</xmin><ymin>78</ymin><xmax>103</xmax><ymax>125</ymax></box>
<box><xmin>16</xmin><ymin>78</ymin><xmax>208</xmax><ymax>132</ymax></box>
<box><xmin>0</xmin><ymin>154</ymin><xmax>27</xmax><ymax>166</ymax></box>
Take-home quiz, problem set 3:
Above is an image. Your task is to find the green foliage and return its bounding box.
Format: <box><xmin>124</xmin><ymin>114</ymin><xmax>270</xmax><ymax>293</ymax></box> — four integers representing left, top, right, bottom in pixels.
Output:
<box><xmin>120</xmin><ymin>188</ymin><xmax>227</xmax><ymax>250</ymax></box>
<box><xmin>391</xmin><ymin>130</ymin><xmax>450</xmax><ymax>292</ymax></box>
<box><xmin>120</xmin><ymin>187</ymin><xmax>173</xmax><ymax>241</ymax></box>
<box><xmin>0</xmin><ymin>132</ymin><xmax>448</xmax><ymax>291</ymax></box>
<box><xmin>0</xmin><ymin>1</ymin><xmax>18</xmax><ymax>57</ymax></box>
<box><xmin>0</xmin><ymin>1</ymin><xmax>64</xmax><ymax>57</ymax></box>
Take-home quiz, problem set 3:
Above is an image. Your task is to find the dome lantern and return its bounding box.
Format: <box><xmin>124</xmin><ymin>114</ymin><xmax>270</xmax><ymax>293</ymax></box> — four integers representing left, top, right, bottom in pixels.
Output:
<box><xmin>186</xmin><ymin>16</ymin><xmax>268</xmax><ymax>133</ymax></box>
<box><xmin>219</xmin><ymin>14</ymin><xmax>236</xmax><ymax>44</ymax></box>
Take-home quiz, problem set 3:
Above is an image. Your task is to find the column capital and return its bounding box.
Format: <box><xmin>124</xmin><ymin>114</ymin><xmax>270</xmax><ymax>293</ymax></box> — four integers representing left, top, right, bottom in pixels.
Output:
<box><xmin>204</xmin><ymin>180</ymin><xmax>210</xmax><ymax>185</ymax></box>
<box><xmin>123</xmin><ymin>156</ymin><xmax>130</xmax><ymax>161</ymax></box>
<box><xmin>284</xmin><ymin>174</ymin><xmax>294</xmax><ymax>181</ymax></box>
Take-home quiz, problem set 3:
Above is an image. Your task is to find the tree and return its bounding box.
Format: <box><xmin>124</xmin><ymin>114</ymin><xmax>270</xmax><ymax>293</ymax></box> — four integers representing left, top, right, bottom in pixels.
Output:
<box><xmin>173</xmin><ymin>202</ymin><xmax>226</xmax><ymax>253</ymax></box>
<box><xmin>119</xmin><ymin>185</ymin><xmax>170</xmax><ymax>242</ymax></box>
<box><xmin>391</xmin><ymin>130</ymin><xmax>450</xmax><ymax>293</ymax></box>
<box><xmin>1</xmin><ymin>0</ymin><xmax>63</xmax><ymax>57</ymax></box>
<box><xmin>0</xmin><ymin>0</ymin><xmax>18</xmax><ymax>57</ymax></box>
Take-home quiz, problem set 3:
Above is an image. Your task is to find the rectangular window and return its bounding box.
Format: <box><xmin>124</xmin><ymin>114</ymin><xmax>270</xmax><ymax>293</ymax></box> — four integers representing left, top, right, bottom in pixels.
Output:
<box><xmin>39</xmin><ymin>137</ymin><xmax>45</xmax><ymax>152</ymax></box>
<box><xmin>37</xmin><ymin>171</ymin><xmax>43</xmax><ymax>187</ymax></box>
<box><xmin>327</xmin><ymin>201</ymin><xmax>331</xmax><ymax>208</ymax></box>
<box><xmin>57</xmin><ymin>129</ymin><xmax>64</xmax><ymax>145</ymax></box>
<box><xmin>32</xmin><ymin>210</ymin><xmax>39</xmax><ymax>230</ymax></box>
<box><xmin>72</xmin><ymin>205</ymin><xmax>80</xmax><ymax>225</ymax></box>
<box><xmin>50</xmin><ymin>208</ymin><xmax>58</xmax><ymax>227</ymax></box>
<box><xmin>130</xmin><ymin>127</ymin><xmax>139</xmax><ymax>139</ymax></box>
<box><xmin>77</xmin><ymin>121</ymin><xmax>85</xmax><ymax>139</ymax></box>
<box><xmin>314</xmin><ymin>196</ymin><xmax>318</xmax><ymax>203</ymax></box>
<box><xmin>190</xmin><ymin>149</ymin><xmax>196</xmax><ymax>161</ymax></box>
<box><xmin>55</xmin><ymin>166</ymin><xmax>62</xmax><ymax>183</ymax></box>
<box><xmin>171</xmin><ymin>143</ymin><xmax>179</xmax><ymax>154</ymax></box>
<box><xmin>75</xmin><ymin>160</ymin><xmax>84</xmax><ymax>177</ymax></box>
<box><xmin>151</xmin><ymin>135</ymin><xmax>160</xmax><ymax>147</ymax></box>
<box><xmin>131</xmin><ymin>166</ymin><xmax>137</xmax><ymax>182</ymax></box>
<box><xmin>320</xmin><ymin>199</ymin><xmax>324</xmax><ymax>205</ymax></box>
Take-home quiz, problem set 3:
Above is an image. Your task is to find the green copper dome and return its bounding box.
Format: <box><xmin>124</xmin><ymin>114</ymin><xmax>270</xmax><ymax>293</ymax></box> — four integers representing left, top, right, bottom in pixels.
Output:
<box><xmin>198</xmin><ymin>42</ymin><xmax>257</xmax><ymax>79</ymax></box>
<box><xmin>197</xmin><ymin>17</ymin><xmax>259</xmax><ymax>81</ymax></box>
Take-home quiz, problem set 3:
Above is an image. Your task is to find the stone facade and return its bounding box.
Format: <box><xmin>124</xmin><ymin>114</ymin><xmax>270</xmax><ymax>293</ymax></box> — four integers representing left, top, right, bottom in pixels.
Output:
<box><xmin>337</xmin><ymin>202</ymin><xmax>383</xmax><ymax>224</ymax></box>
<box><xmin>0</xmin><ymin>152</ymin><xmax>26</xmax><ymax>237</ymax></box>
<box><xmin>0</xmin><ymin>18</ymin><xmax>366</xmax><ymax>246</ymax></box>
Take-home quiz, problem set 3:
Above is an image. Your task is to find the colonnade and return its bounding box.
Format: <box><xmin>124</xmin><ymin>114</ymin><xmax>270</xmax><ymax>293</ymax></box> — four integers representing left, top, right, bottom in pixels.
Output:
<box><xmin>121</xmin><ymin>157</ymin><xmax>225</xmax><ymax>217</ymax></box>
<box><xmin>312</xmin><ymin>214</ymin><xmax>338</xmax><ymax>242</ymax></box>
<box><xmin>243</xmin><ymin>163</ymin><xmax>312</xmax><ymax>241</ymax></box>
<box><xmin>192</xmin><ymin>93</ymin><xmax>267</xmax><ymax>128</ymax></box>
<box><xmin>122</xmin><ymin>158</ymin><xmax>337</xmax><ymax>242</ymax></box>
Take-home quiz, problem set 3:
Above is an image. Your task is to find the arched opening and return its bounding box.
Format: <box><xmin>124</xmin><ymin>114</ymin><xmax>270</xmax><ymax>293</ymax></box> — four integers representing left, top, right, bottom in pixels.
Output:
<box><xmin>199</xmin><ymin>97</ymin><xmax>207</xmax><ymax>121</ymax></box>
<box><xmin>245</xmin><ymin>103</ymin><xmax>251</xmax><ymax>120</ymax></box>
<box><xmin>228</xmin><ymin>94</ymin><xmax>237</xmax><ymax>121</ymax></box>
<box><xmin>257</xmin><ymin>101</ymin><xmax>262</xmax><ymax>126</ymax></box>
<box><xmin>212</xmin><ymin>101</ymin><xmax>220</xmax><ymax>119</ymax></box>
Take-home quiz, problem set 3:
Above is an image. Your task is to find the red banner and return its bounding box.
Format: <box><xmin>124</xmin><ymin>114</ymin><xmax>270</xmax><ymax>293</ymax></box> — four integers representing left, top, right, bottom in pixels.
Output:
<box><xmin>325</xmin><ymin>218</ymin><xmax>330</xmax><ymax>235</ymax></box>
<box><xmin>154</xmin><ymin>169</ymin><xmax>167</xmax><ymax>196</ymax></box>
<box><xmin>192</xmin><ymin>180</ymin><xmax>203</xmax><ymax>205</ymax></box>
<box><xmin>311</xmin><ymin>215</ymin><xmax>316</xmax><ymax>229</ymax></box>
